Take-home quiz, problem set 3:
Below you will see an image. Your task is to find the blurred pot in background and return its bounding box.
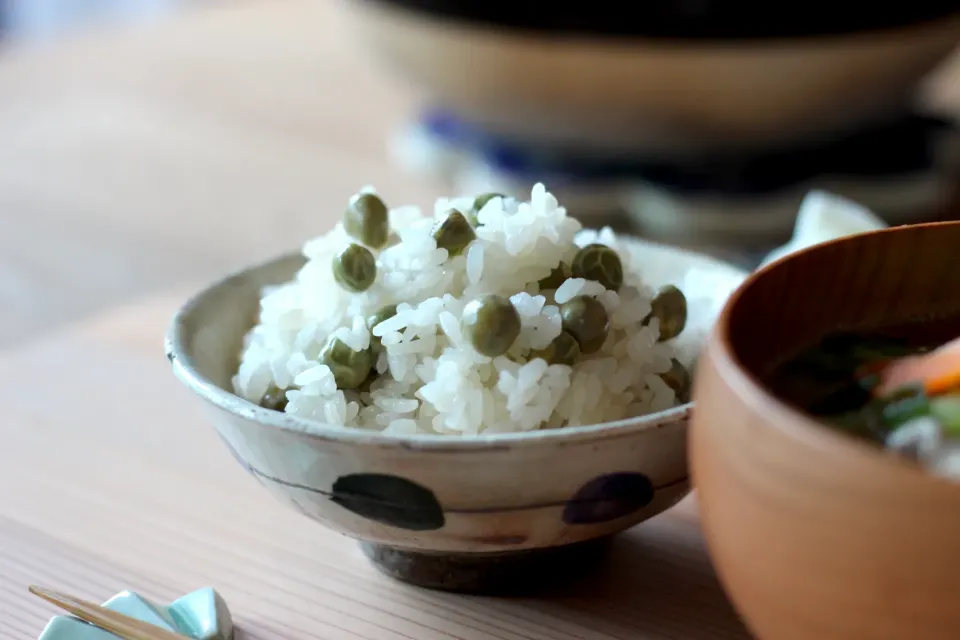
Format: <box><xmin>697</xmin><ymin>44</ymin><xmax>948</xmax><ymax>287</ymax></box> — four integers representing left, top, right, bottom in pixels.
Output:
<box><xmin>345</xmin><ymin>1</ymin><xmax>960</xmax><ymax>153</ymax></box>
<box><xmin>342</xmin><ymin>0</ymin><xmax>960</xmax><ymax>251</ymax></box>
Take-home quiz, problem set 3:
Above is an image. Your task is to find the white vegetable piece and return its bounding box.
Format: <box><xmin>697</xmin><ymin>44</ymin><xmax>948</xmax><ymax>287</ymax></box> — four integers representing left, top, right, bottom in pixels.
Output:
<box><xmin>760</xmin><ymin>190</ymin><xmax>888</xmax><ymax>268</ymax></box>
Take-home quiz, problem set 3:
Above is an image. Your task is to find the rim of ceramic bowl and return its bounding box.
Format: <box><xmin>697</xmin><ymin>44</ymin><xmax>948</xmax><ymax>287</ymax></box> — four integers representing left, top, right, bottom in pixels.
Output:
<box><xmin>711</xmin><ymin>220</ymin><xmax>960</xmax><ymax>488</ymax></box>
<box><xmin>166</xmin><ymin>241</ymin><xmax>742</xmax><ymax>450</ymax></box>
<box><xmin>358</xmin><ymin>0</ymin><xmax>960</xmax><ymax>41</ymax></box>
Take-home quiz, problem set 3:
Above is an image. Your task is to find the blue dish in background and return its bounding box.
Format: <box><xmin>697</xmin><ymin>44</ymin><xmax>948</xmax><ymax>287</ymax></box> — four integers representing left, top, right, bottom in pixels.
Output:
<box><xmin>393</xmin><ymin>106</ymin><xmax>960</xmax><ymax>249</ymax></box>
<box><xmin>416</xmin><ymin>109</ymin><xmax>952</xmax><ymax>195</ymax></box>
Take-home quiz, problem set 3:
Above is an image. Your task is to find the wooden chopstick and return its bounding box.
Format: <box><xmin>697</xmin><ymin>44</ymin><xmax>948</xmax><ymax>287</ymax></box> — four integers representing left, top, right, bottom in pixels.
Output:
<box><xmin>28</xmin><ymin>585</ymin><xmax>191</xmax><ymax>640</ymax></box>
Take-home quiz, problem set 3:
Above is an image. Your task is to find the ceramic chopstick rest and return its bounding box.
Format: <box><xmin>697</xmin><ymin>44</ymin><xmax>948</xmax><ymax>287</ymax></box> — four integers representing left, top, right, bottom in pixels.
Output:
<box><xmin>37</xmin><ymin>587</ymin><xmax>233</xmax><ymax>640</ymax></box>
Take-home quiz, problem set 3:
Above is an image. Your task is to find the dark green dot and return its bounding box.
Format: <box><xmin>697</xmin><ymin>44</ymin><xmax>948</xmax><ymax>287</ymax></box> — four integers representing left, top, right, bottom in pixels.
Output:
<box><xmin>331</xmin><ymin>473</ymin><xmax>445</xmax><ymax>531</ymax></box>
<box><xmin>563</xmin><ymin>472</ymin><xmax>655</xmax><ymax>524</ymax></box>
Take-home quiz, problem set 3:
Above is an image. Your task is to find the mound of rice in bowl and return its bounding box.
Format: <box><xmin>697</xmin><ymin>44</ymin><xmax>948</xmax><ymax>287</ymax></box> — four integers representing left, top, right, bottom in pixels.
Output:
<box><xmin>233</xmin><ymin>184</ymin><xmax>692</xmax><ymax>436</ymax></box>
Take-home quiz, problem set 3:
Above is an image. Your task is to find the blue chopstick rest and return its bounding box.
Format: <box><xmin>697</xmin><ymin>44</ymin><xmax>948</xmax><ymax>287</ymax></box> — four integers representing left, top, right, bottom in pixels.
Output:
<box><xmin>37</xmin><ymin>587</ymin><xmax>233</xmax><ymax>640</ymax></box>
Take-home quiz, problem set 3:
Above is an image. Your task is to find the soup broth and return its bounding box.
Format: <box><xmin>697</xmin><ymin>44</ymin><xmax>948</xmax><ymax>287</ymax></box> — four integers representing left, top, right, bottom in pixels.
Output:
<box><xmin>768</xmin><ymin>316</ymin><xmax>960</xmax><ymax>479</ymax></box>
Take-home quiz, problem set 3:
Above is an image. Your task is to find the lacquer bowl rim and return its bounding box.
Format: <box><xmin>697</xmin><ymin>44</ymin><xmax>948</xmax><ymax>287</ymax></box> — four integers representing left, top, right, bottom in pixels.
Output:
<box><xmin>709</xmin><ymin>220</ymin><xmax>960</xmax><ymax>491</ymax></box>
<box><xmin>166</xmin><ymin>240</ymin><xmax>746</xmax><ymax>451</ymax></box>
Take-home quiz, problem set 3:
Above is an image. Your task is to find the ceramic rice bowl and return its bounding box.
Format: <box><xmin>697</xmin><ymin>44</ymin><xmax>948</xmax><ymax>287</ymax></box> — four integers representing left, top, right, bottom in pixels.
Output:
<box><xmin>166</xmin><ymin>240</ymin><xmax>745</xmax><ymax>592</ymax></box>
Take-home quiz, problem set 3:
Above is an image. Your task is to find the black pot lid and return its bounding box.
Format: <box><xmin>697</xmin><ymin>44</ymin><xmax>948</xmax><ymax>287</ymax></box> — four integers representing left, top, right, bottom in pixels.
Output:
<box><xmin>361</xmin><ymin>0</ymin><xmax>960</xmax><ymax>40</ymax></box>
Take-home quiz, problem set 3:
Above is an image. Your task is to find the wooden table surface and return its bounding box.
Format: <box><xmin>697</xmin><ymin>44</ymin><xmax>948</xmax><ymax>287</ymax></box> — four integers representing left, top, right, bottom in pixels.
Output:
<box><xmin>0</xmin><ymin>0</ymin><xmax>957</xmax><ymax>637</ymax></box>
<box><xmin>0</xmin><ymin>0</ymin><xmax>440</xmax><ymax>347</ymax></box>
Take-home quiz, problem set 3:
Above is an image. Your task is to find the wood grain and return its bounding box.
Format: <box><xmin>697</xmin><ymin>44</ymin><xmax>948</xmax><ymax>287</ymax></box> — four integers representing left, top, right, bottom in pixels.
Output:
<box><xmin>0</xmin><ymin>291</ymin><xmax>750</xmax><ymax>639</ymax></box>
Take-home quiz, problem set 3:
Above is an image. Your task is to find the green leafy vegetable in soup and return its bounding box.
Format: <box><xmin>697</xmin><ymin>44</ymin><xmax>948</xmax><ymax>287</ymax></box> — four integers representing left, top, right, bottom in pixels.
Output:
<box><xmin>770</xmin><ymin>327</ymin><xmax>960</xmax><ymax>479</ymax></box>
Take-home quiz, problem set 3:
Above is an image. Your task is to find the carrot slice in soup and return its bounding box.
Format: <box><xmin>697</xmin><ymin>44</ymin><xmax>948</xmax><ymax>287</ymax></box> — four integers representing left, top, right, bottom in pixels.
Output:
<box><xmin>876</xmin><ymin>336</ymin><xmax>960</xmax><ymax>397</ymax></box>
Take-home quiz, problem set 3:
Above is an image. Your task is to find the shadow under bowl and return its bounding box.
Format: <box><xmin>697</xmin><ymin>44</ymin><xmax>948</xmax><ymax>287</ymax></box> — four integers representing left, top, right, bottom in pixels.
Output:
<box><xmin>691</xmin><ymin>221</ymin><xmax>960</xmax><ymax>639</ymax></box>
<box><xmin>166</xmin><ymin>239</ymin><xmax>745</xmax><ymax>592</ymax></box>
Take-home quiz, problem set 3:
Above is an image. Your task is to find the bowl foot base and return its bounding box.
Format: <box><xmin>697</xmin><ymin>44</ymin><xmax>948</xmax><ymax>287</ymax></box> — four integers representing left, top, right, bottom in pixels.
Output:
<box><xmin>359</xmin><ymin>536</ymin><xmax>614</xmax><ymax>594</ymax></box>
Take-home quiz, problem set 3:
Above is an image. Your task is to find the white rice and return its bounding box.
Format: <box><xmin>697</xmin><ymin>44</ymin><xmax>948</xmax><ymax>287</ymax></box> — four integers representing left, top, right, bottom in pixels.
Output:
<box><xmin>233</xmin><ymin>183</ymin><xmax>681</xmax><ymax>435</ymax></box>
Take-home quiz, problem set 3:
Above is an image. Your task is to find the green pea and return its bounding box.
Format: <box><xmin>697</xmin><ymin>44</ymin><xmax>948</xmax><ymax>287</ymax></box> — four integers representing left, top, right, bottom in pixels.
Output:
<box><xmin>462</xmin><ymin>294</ymin><xmax>522</xmax><ymax>357</ymax></box>
<box><xmin>357</xmin><ymin>372</ymin><xmax>378</xmax><ymax>394</ymax></box>
<box><xmin>647</xmin><ymin>285</ymin><xmax>687</xmax><ymax>341</ymax></box>
<box><xmin>473</xmin><ymin>192</ymin><xmax>504</xmax><ymax>212</ymax></box>
<box><xmin>660</xmin><ymin>358</ymin><xmax>692</xmax><ymax>403</ymax></box>
<box><xmin>367</xmin><ymin>304</ymin><xmax>398</xmax><ymax>351</ymax></box>
<box><xmin>560</xmin><ymin>295</ymin><xmax>610</xmax><ymax>355</ymax></box>
<box><xmin>333</xmin><ymin>243</ymin><xmax>377</xmax><ymax>292</ymax></box>
<box><xmin>571</xmin><ymin>243</ymin><xmax>624</xmax><ymax>291</ymax></box>
<box><xmin>530</xmin><ymin>331</ymin><xmax>581</xmax><ymax>366</ymax></box>
<box><xmin>321</xmin><ymin>338</ymin><xmax>374</xmax><ymax>390</ymax></box>
<box><xmin>468</xmin><ymin>193</ymin><xmax>504</xmax><ymax>225</ymax></box>
<box><xmin>343</xmin><ymin>192</ymin><xmax>390</xmax><ymax>249</ymax></box>
<box><xmin>433</xmin><ymin>209</ymin><xmax>476</xmax><ymax>257</ymax></box>
<box><xmin>259</xmin><ymin>386</ymin><xmax>289</xmax><ymax>412</ymax></box>
<box><xmin>538</xmin><ymin>262</ymin><xmax>572</xmax><ymax>291</ymax></box>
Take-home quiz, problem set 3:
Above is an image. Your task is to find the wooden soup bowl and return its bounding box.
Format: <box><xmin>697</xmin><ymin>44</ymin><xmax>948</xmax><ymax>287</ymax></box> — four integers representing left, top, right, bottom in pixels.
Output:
<box><xmin>691</xmin><ymin>221</ymin><xmax>960</xmax><ymax>640</ymax></box>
